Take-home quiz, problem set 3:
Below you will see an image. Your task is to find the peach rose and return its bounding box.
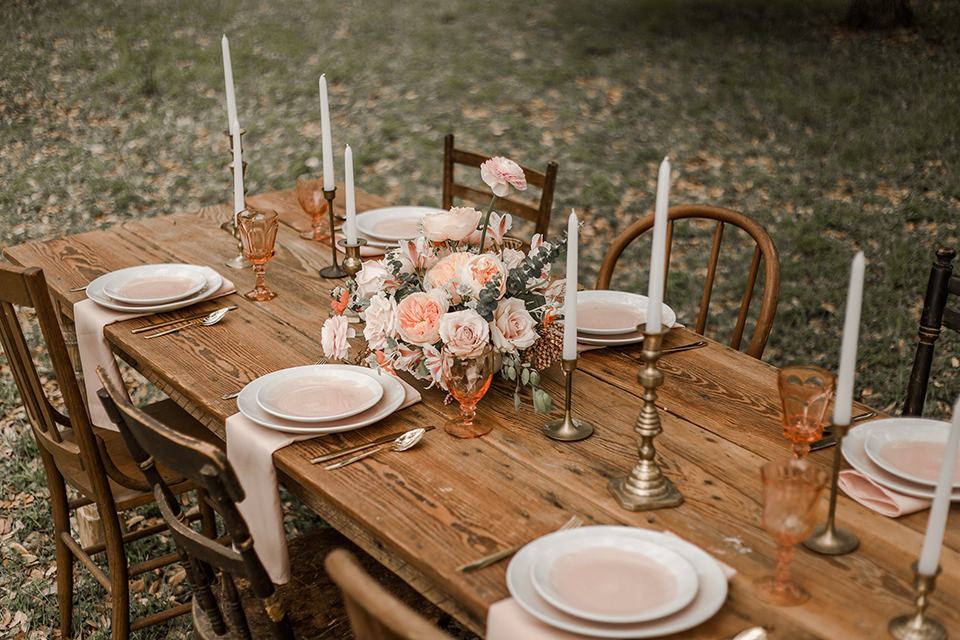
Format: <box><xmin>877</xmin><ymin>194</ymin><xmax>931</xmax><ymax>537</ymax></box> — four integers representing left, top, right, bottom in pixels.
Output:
<box><xmin>480</xmin><ymin>157</ymin><xmax>527</xmax><ymax>197</ymax></box>
<box><xmin>423</xmin><ymin>251</ymin><xmax>475</xmax><ymax>300</ymax></box>
<box><xmin>396</xmin><ymin>291</ymin><xmax>448</xmax><ymax>346</ymax></box>
<box><xmin>461</xmin><ymin>253</ymin><xmax>506</xmax><ymax>297</ymax></box>
<box><xmin>420</xmin><ymin>207</ymin><xmax>483</xmax><ymax>243</ymax></box>
<box><xmin>491</xmin><ymin>298</ymin><xmax>538</xmax><ymax>353</ymax></box>
<box><xmin>439</xmin><ymin>309</ymin><xmax>490</xmax><ymax>357</ymax></box>
<box><xmin>321</xmin><ymin>316</ymin><xmax>355</xmax><ymax>361</ymax></box>
<box><xmin>363</xmin><ymin>293</ymin><xmax>398</xmax><ymax>351</ymax></box>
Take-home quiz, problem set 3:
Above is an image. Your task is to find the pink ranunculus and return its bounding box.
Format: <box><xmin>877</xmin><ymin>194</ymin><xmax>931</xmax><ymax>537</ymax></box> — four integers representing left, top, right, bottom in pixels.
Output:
<box><xmin>420</xmin><ymin>207</ymin><xmax>483</xmax><ymax>243</ymax></box>
<box><xmin>461</xmin><ymin>253</ymin><xmax>506</xmax><ymax>297</ymax></box>
<box><xmin>423</xmin><ymin>251</ymin><xmax>475</xmax><ymax>301</ymax></box>
<box><xmin>321</xmin><ymin>315</ymin><xmax>355</xmax><ymax>361</ymax></box>
<box><xmin>491</xmin><ymin>298</ymin><xmax>539</xmax><ymax>353</ymax></box>
<box><xmin>439</xmin><ymin>309</ymin><xmax>490</xmax><ymax>357</ymax></box>
<box><xmin>480</xmin><ymin>157</ymin><xmax>527</xmax><ymax>197</ymax></box>
<box><xmin>354</xmin><ymin>259</ymin><xmax>389</xmax><ymax>299</ymax></box>
<box><xmin>363</xmin><ymin>293</ymin><xmax>399</xmax><ymax>351</ymax></box>
<box><xmin>396</xmin><ymin>291</ymin><xmax>448</xmax><ymax>346</ymax></box>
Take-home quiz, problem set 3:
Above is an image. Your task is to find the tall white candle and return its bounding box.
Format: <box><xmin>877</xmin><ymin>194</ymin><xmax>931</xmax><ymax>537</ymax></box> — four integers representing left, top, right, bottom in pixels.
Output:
<box><xmin>344</xmin><ymin>144</ymin><xmax>357</xmax><ymax>244</ymax></box>
<box><xmin>918</xmin><ymin>396</ymin><xmax>960</xmax><ymax>576</ymax></box>
<box><xmin>833</xmin><ymin>251</ymin><xmax>865</xmax><ymax>425</ymax></box>
<box><xmin>319</xmin><ymin>75</ymin><xmax>334</xmax><ymax>191</ymax></box>
<box><xmin>221</xmin><ymin>36</ymin><xmax>238</xmax><ymax>131</ymax></box>
<box><xmin>562</xmin><ymin>211</ymin><xmax>579</xmax><ymax>360</ymax></box>
<box><xmin>231</xmin><ymin>117</ymin><xmax>244</xmax><ymax>218</ymax></box>
<box><xmin>646</xmin><ymin>157</ymin><xmax>671</xmax><ymax>332</ymax></box>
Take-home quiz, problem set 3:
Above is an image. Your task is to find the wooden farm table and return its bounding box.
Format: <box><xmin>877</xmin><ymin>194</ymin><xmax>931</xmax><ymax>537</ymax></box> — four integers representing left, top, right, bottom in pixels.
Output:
<box><xmin>5</xmin><ymin>189</ymin><xmax>960</xmax><ymax>639</ymax></box>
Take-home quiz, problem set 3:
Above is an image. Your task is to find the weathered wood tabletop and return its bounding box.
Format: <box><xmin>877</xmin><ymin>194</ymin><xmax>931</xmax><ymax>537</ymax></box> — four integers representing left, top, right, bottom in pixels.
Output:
<box><xmin>5</xmin><ymin>189</ymin><xmax>959</xmax><ymax>639</ymax></box>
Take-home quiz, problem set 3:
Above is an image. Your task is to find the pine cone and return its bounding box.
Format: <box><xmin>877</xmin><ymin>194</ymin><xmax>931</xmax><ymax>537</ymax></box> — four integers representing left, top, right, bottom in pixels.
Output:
<box><xmin>521</xmin><ymin>322</ymin><xmax>564</xmax><ymax>371</ymax></box>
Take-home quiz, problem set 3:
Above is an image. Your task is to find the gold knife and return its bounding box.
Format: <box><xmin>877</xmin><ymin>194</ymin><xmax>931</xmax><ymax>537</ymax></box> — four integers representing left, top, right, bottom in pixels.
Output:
<box><xmin>131</xmin><ymin>306</ymin><xmax>237</xmax><ymax>333</ymax></box>
<box><xmin>310</xmin><ymin>426</ymin><xmax>435</xmax><ymax>464</ymax></box>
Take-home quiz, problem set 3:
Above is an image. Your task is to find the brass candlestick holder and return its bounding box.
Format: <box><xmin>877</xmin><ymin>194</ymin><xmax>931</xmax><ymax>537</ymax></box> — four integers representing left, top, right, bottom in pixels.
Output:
<box><xmin>222</xmin><ymin>129</ymin><xmax>251</xmax><ymax>270</ymax></box>
<box><xmin>889</xmin><ymin>563</ymin><xmax>946</xmax><ymax>640</ymax></box>
<box><xmin>608</xmin><ymin>329</ymin><xmax>683</xmax><ymax>511</ymax></box>
<box><xmin>338</xmin><ymin>238</ymin><xmax>367</xmax><ymax>279</ymax></box>
<box><xmin>542</xmin><ymin>357</ymin><xmax>594</xmax><ymax>441</ymax></box>
<box><xmin>803</xmin><ymin>420</ymin><xmax>860</xmax><ymax>554</ymax></box>
<box><xmin>318</xmin><ymin>188</ymin><xmax>346</xmax><ymax>279</ymax></box>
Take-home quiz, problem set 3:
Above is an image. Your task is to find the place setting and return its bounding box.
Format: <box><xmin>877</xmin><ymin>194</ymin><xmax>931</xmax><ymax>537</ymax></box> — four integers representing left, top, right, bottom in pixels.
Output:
<box><xmin>575</xmin><ymin>289</ymin><xmax>678</xmax><ymax>348</ymax></box>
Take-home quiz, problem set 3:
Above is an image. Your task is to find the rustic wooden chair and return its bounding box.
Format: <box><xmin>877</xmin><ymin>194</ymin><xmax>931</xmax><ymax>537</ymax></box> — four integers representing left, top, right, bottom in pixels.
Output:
<box><xmin>442</xmin><ymin>132</ymin><xmax>558</xmax><ymax>238</ymax></box>
<box><xmin>0</xmin><ymin>263</ymin><xmax>218</xmax><ymax>639</ymax></box>
<box><xmin>903</xmin><ymin>246</ymin><xmax>960</xmax><ymax>416</ymax></box>
<box><xmin>96</xmin><ymin>368</ymin><xmax>447</xmax><ymax>640</ymax></box>
<box><xmin>325</xmin><ymin>549</ymin><xmax>454</xmax><ymax>640</ymax></box>
<box><xmin>595</xmin><ymin>204</ymin><xmax>780</xmax><ymax>359</ymax></box>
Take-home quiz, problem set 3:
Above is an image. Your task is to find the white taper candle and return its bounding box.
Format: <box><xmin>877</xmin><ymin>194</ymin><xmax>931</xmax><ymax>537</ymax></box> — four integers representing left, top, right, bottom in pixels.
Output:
<box><xmin>319</xmin><ymin>75</ymin><xmax>334</xmax><ymax>191</ymax></box>
<box><xmin>563</xmin><ymin>211</ymin><xmax>579</xmax><ymax>360</ymax></box>
<box><xmin>647</xmin><ymin>157</ymin><xmax>670</xmax><ymax>332</ymax></box>
<box><xmin>221</xmin><ymin>36</ymin><xmax>238</xmax><ymax>131</ymax></box>
<box><xmin>918</xmin><ymin>396</ymin><xmax>960</xmax><ymax>575</ymax></box>
<box><xmin>344</xmin><ymin>145</ymin><xmax>357</xmax><ymax>244</ymax></box>
<box><xmin>833</xmin><ymin>251</ymin><xmax>865</xmax><ymax>425</ymax></box>
<box><xmin>231</xmin><ymin>117</ymin><xmax>244</xmax><ymax>218</ymax></box>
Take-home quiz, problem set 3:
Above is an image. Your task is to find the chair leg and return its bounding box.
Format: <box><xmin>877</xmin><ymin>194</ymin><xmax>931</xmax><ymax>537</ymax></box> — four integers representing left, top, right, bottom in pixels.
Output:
<box><xmin>46</xmin><ymin>463</ymin><xmax>75</xmax><ymax>638</ymax></box>
<box><xmin>102</xmin><ymin>506</ymin><xmax>131</xmax><ymax>640</ymax></box>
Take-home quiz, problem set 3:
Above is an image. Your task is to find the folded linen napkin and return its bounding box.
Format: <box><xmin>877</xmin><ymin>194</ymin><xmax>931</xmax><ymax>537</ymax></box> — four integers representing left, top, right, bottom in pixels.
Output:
<box><xmin>226</xmin><ymin>375</ymin><xmax>421</xmax><ymax>584</ymax></box>
<box><xmin>75</xmin><ymin>277</ymin><xmax>235</xmax><ymax>430</ymax></box>
<box><xmin>838</xmin><ymin>469</ymin><xmax>931</xmax><ymax>517</ymax></box>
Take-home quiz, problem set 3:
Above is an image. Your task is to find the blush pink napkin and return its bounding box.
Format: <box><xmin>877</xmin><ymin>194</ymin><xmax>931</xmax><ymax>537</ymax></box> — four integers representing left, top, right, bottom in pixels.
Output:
<box><xmin>74</xmin><ymin>278</ymin><xmax>235</xmax><ymax>430</ymax></box>
<box><xmin>333</xmin><ymin>232</ymin><xmax>387</xmax><ymax>257</ymax></box>
<box><xmin>485</xmin><ymin>530</ymin><xmax>735</xmax><ymax>640</ymax></box>
<box><xmin>226</xmin><ymin>376</ymin><xmax>421</xmax><ymax>585</ymax></box>
<box><xmin>838</xmin><ymin>469</ymin><xmax>931</xmax><ymax>517</ymax></box>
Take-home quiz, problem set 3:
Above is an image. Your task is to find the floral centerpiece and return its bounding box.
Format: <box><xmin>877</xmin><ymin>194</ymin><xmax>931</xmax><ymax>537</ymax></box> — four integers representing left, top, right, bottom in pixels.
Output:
<box><xmin>320</xmin><ymin>157</ymin><xmax>568</xmax><ymax>414</ymax></box>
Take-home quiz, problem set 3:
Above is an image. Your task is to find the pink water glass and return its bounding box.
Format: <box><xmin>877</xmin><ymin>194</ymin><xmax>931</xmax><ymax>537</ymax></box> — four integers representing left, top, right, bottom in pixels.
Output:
<box><xmin>754</xmin><ymin>459</ymin><xmax>829</xmax><ymax>606</ymax></box>
<box><xmin>237</xmin><ymin>207</ymin><xmax>279</xmax><ymax>301</ymax></box>
<box><xmin>777</xmin><ymin>365</ymin><xmax>836</xmax><ymax>458</ymax></box>
<box><xmin>295</xmin><ymin>172</ymin><xmax>331</xmax><ymax>241</ymax></box>
<box><xmin>442</xmin><ymin>344</ymin><xmax>495</xmax><ymax>439</ymax></box>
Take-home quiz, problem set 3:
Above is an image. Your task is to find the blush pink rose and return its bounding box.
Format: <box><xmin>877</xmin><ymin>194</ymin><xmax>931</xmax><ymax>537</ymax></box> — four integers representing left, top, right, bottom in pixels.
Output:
<box><xmin>461</xmin><ymin>253</ymin><xmax>506</xmax><ymax>297</ymax></box>
<box><xmin>480</xmin><ymin>157</ymin><xmax>527</xmax><ymax>197</ymax></box>
<box><xmin>363</xmin><ymin>293</ymin><xmax>399</xmax><ymax>351</ymax></box>
<box><xmin>321</xmin><ymin>315</ymin><xmax>355</xmax><ymax>361</ymax></box>
<box><xmin>420</xmin><ymin>207</ymin><xmax>483</xmax><ymax>243</ymax></box>
<box><xmin>396</xmin><ymin>291</ymin><xmax>448</xmax><ymax>346</ymax></box>
<box><xmin>491</xmin><ymin>298</ymin><xmax>539</xmax><ymax>353</ymax></box>
<box><xmin>439</xmin><ymin>309</ymin><xmax>490</xmax><ymax>357</ymax></box>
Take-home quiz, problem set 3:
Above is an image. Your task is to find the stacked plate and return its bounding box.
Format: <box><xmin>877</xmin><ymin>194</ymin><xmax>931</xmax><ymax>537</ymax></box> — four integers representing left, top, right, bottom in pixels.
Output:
<box><xmin>843</xmin><ymin>417</ymin><xmax>960</xmax><ymax>500</ymax></box>
<box><xmin>576</xmin><ymin>291</ymin><xmax>677</xmax><ymax>347</ymax></box>
<box><xmin>507</xmin><ymin>526</ymin><xmax>728</xmax><ymax>638</ymax></box>
<box><xmin>237</xmin><ymin>364</ymin><xmax>406</xmax><ymax>434</ymax></box>
<box><xmin>354</xmin><ymin>206</ymin><xmax>446</xmax><ymax>248</ymax></box>
<box><xmin>86</xmin><ymin>264</ymin><xmax>223</xmax><ymax>313</ymax></box>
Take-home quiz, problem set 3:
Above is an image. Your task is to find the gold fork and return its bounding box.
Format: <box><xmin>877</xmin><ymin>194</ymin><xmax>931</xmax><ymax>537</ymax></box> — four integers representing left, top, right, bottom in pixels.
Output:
<box><xmin>456</xmin><ymin>515</ymin><xmax>584</xmax><ymax>574</ymax></box>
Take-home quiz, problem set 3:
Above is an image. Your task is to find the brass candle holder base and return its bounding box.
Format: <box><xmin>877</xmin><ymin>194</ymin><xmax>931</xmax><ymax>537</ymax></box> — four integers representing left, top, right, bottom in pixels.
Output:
<box><xmin>318</xmin><ymin>188</ymin><xmax>346</xmax><ymax>279</ymax></box>
<box><xmin>223</xmin><ymin>129</ymin><xmax>251</xmax><ymax>269</ymax></box>
<box><xmin>338</xmin><ymin>238</ymin><xmax>367</xmax><ymax>279</ymax></box>
<box><xmin>803</xmin><ymin>421</ymin><xmax>859</xmax><ymax>555</ymax></box>
<box><xmin>889</xmin><ymin>563</ymin><xmax>946</xmax><ymax>640</ymax></box>
<box><xmin>609</xmin><ymin>330</ymin><xmax>684</xmax><ymax>512</ymax></box>
<box><xmin>543</xmin><ymin>357</ymin><xmax>594</xmax><ymax>442</ymax></box>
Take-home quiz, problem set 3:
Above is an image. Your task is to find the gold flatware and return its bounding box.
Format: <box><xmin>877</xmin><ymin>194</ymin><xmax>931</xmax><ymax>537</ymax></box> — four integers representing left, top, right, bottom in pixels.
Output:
<box><xmin>324</xmin><ymin>428</ymin><xmax>425</xmax><ymax>470</ymax></box>
<box><xmin>811</xmin><ymin>411</ymin><xmax>878</xmax><ymax>450</ymax></box>
<box><xmin>661</xmin><ymin>341</ymin><xmax>708</xmax><ymax>354</ymax></box>
<box><xmin>310</xmin><ymin>427</ymin><xmax>435</xmax><ymax>464</ymax></box>
<box><xmin>142</xmin><ymin>307</ymin><xmax>230</xmax><ymax>339</ymax></box>
<box><xmin>727</xmin><ymin>628</ymin><xmax>767</xmax><ymax>640</ymax></box>
<box><xmin>456</xmin><ymin>515</ymin><xmax>584</xmax><ymax>574</ymax></box>
<box><xmin>69</xmin><ymin>285</ymin><xmax>88</xmax><ymax>292</ymax></box>
<box><xmin>131</xmin><ymin>306</ymin><xmax>237</xmax><ymax>333</ymax></box>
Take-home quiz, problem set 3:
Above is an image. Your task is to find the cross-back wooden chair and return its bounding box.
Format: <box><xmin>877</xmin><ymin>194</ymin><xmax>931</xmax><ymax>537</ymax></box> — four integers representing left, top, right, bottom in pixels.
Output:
<box><xmin>442</xmin><ymin>133</ymin><xmax>558</xmax><ymax>238</ymax></box>
<box><xmin>903</xmin><ymin>246</ymin><xmax>960</xmax><ymax>416</ymax></box>
<box><xmin>0</xmin><ymin>263</ymin><xmax>217</xmax><ymax>639</ymax></box>
<box><xmin>595</xmin><ymin>204</ymin><xmax>780</xmax><ymax>359</ymax></box>
<box><xmin>325</xmin><ymin>549</ymin><xmax>453</xmax><ymax>640</ymax></box>
<box><xmin>96</xmin><ymin>368</ymin><xmax>446</xmax><ymax>640</ymax></box>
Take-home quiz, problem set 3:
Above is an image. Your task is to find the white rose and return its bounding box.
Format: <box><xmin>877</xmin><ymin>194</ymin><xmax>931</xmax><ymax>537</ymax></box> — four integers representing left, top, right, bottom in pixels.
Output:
<box><xmin>439</xmin><ymin>309</ymin><xmax>490</xmax><ymax>357</ymax></box>
<box><xmin>491</xmin><ymin>298</ymin><xmax>538</xmax><ymax>353</ymax></box>
<box><xmin>355</xmin><ymin>260</ymin><xmax>388</xmax><ymax>299</ymax></box>
<box><xmin>363</xmin><ymin>293</ymin><xmax>399</xmax><ymax>351</ymax></box>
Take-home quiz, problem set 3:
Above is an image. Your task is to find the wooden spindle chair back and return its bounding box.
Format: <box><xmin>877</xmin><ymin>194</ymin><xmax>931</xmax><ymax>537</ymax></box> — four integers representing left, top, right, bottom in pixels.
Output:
<box><xmin>442</xmin><ymin>133</ymin><xmax>558</xmax><ymax>239</ymax></box>
<box><xmin>903</xmin><ymin>246</ymin><xmax>960</xmax><ymax>416</ymax></box>
<box><xmin>595</xmin><ymin>204</ymin><xmax>780</xmax><ymax>359</ymax></box>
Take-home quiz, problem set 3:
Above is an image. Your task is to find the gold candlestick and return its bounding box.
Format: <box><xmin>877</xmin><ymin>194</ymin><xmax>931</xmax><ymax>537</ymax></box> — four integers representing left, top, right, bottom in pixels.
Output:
<box><xmin>318</xmin><ymin>188</ymin><xmax>346</xmax><ymax>279</ymax></box>
<box><xmin>222</xmin><ymin>129</ymin><xmax>251</xmax><ymax>270</ymax></box>
<box><xmin>803</xmin><ymin>420</ymin><xmax>859</xmax><ymax>554</ymax></box>
<box><xmin>542</xmin><ymin>357</ymin><xmax>594</xmax><ymax>441</ymax></box>
<box><xmin>338</xmin><ymin>238</ymin><xmax>367</xmax><ymax>279</ymax></box>
<box><xmin>608</xmin><ymin>330</ymin><xmax>683</xmax><ymax>511</ymax></box>
<box><xmin>889</xmin><ymin>563</ymin><xmax>946</xmax><ymax>640</ymax></box>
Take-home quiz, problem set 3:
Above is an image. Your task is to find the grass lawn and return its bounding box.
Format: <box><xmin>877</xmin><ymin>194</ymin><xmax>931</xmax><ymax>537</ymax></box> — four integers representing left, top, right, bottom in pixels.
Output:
<box><xmin>1</xmin><ymin>0</ymin><xmax>959</xmax><ymax>637</ymax></box>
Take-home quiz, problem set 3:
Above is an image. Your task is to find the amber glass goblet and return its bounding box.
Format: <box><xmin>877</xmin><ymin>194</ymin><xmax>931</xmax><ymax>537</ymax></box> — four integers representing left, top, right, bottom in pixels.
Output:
<box><xmin>778</xmin><ymin>365</ymin><xmax>836</xmax><ymax>458</ymax></box>
<box><xmin>237</xmin><ymin>208</ymin><xmax>279</xmax><ymax>301</ymax></box>
<box><xmin>754</xmin><ymin>459</ymin><xmax>828</xmax><ymax>606</ymax></box>
<box><xmin>442</xmin><ymin>344</ymin><xmax>495</xmax><ymax>439</ymax></box>
<box><xmin>295</xmin><ymin>172</ymin><xmax>331</xmax><ymax>241</ymax></box>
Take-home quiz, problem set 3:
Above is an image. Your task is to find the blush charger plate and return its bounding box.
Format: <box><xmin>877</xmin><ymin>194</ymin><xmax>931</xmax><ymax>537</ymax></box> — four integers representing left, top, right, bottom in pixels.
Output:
<box><xmin>100</xmin><ymin>264</ymin><xmax>207</xmax><ymax>305</ymax></box>
<box><xmin>863</xmin><ymin>419</ymin><xmax>960</xmax><ymax>488</ymax></box>
<box><xmin>354</xmin><ymin>206</ymin><xmax>446</xmax><ymax>242</ymax></box>
<box><xmin>576</xmin><ymin>290</ymin><xmax>677</xmax><ymax>336</ymax></box>
<box><xmin>254</xmin><ymin>367</ymin><xmax>384</xmax><ymax>423</ymax></box>
<box><xmin>86</xmin><ymin>265</ymin><xmax>223</xmax><ymax>313</ymax></box>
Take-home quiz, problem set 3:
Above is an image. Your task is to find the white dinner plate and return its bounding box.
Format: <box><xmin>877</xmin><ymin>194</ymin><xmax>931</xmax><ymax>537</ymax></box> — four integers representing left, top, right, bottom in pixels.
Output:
<box><xmin>507</xmin><ymin>527</ymin><xmax>727</xmax><ymax>638</ymax></box>
<box><xmin>86</xmin><ymin>265</ymin><xmax>224</xmax><ymax>314</ymax></box>
<box><xmin>864</xmin><ymin>420</ymin><xmax>960</xmax><ymax>488</ymax></box>
<box><xmin>255</xmin><ymin>367</ymin><xmax>384</xmax><ymax>423</ymax></box>
<box><xmin>101</xmin><ymin>264</ymin><xmax>207</xmax><ymax>305</ymax></box>
<box><xmin>577</xmin><ymin>290</ymin><xmax>677</xmax><ymax>335</ymax></box>
<box><xmin>355</xmin><ymin>206</ymin><xmax>446</xmax><ymax>242</ymax></box>
<box><xmin>842</xmin><ymin>419</ymin><xmax>960</xmax><ymax>500</ymax></box>
<box><xmin>529</xmin><ymin>533</ymin><xmax>699</xmax><ymax>624</ymax></box>
<box><xmin>237</xmin><ymin>365</ymin><xmax>405</xmax><ymax>434</ymax></box>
